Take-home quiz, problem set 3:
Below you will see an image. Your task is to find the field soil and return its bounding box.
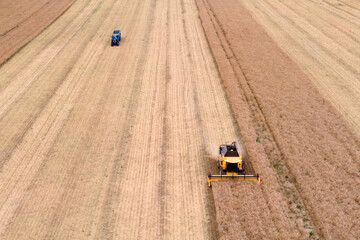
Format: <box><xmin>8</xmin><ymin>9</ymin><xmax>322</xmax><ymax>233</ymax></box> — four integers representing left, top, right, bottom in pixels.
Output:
<box><xmin>0</xmin><ymin>0</ymin><xmax>75</xmax><ymax>65</ymax></box>
<box><xmin>0</xmin><ymin>0</ymin><xmax>243</xmax><ymax>239</ymax></box>
<box><xmin>196</xmin><ymin>0</ymin><xmax>360</xmax><ymax>239</ymax></box>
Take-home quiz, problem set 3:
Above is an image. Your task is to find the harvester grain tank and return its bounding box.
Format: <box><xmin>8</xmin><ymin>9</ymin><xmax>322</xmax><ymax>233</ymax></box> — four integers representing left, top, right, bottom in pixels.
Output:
<box><xmin>207</xmin><ymin>142</ymin><xmax>262</xmax><ymax>187</ymax></box>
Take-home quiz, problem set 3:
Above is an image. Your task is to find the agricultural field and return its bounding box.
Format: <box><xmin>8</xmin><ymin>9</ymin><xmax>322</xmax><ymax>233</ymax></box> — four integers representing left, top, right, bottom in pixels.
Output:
<box><xmin>0</xmin><ymin>0</ymin><xmax>359</xmax><ymax>239</ymax></box>
<box><xmin>197</xmin><ymin>0</ymin><xmax>360</xmax><ymax>239</ymax></box>
<box><xmin>241</xmin><ymin>0</ymin><xmax>360</xmax><ymax>134</ymax></box>
<box><xmin>0</xmin><ymin>0</ymin><xmax>75</xmax><ymax>65</ymax></box>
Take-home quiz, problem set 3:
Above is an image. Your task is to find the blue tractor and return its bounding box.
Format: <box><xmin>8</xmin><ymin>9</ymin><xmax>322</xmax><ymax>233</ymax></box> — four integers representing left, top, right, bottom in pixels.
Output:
<box><xmin>111</xmin><ymin>30</ymin><xmax>121</xmax><ymax>46</ymax></box>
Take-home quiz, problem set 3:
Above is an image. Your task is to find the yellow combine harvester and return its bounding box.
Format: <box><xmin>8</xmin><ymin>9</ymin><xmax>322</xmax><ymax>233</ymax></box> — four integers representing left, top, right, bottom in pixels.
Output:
<box><xmin>207</xmin><ymin>142</ymin><xmax>262</xmax><ymax>187</ymax></box>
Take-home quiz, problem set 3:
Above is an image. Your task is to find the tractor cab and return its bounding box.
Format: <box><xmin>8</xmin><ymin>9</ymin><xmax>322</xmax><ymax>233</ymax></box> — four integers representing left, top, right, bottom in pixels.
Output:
<box><xmin>111</xmin><ymin>30</ymin><xmax>121</xmax><ymax>46</ymax></box>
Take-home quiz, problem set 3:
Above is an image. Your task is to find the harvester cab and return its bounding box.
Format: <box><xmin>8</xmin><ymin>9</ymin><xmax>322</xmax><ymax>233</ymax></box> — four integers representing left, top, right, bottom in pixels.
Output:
<box><xmin>208</xmin><ymin>142</ymin><xmax>262</xmax><ymax>187</ymax></box>
<box><xmin>218</xmin><ymin>142</ymin><xmax>245</xmax><ymax>175</ymax></box>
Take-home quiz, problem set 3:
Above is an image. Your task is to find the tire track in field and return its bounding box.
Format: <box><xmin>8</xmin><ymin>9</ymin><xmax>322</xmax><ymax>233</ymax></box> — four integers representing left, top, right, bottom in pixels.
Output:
<box><xmin>93</xmin><ymin>0</ymin><xmax>160</xmax><ymax>238</ymax></box>
<box><xmin>0</xmin><ymin>0</ymin><xmax>267</xmax><ymax>238</ymax></box>
<box><xmin>261</xmin><ymin>0</ymin><xmax>360</xmax><ymax>81</ymax></box>
<box><xmin>339</xmin><ymin>0</ymin><xmax>360</xmax><ymax>10</ymax></box>
<box><xmin>0</xmin><ymin>0</ymin><xmax>93</xmax><ymax>84</ymax></box>
<box><xmin>201</xmin><ymin>0</ymin><xmax>360</xmax><ymax>238</ymax></box>
<box><xmin>160</xmin><ymin>0</ymin><xmax>244</xmax><ymax>238</ymax></box>
<box><xmin>110</xmin><ymin>1</ymin><xmax>169</xmax><ymax>238</ymax></box>
<box><xmin>255</xmin><ymin>0</ymin><xmax>360</xmax><ymax>84</ymax></box>
<box><xmin>267</xmin><ymin>0</ymin><xmax>360</xmax><ymax>158</ymax></box>
<box><xmin>286</xmin><ymin>0</ymin><xmax>360</xmax><ymax>60</ymax></box>
<box><xmin>323</xmin><ymin>0</ymin><xmax>360</xmax><ymax>18</ymax></box>
<box><xmin>188</xmin><ymin>0</ymin><xmax>228</xmax><ymax>231</ymax></box>
<box><xmin>0</xmin><ymin>0</ymin><xmax>49</xmax><ymax>33</ymax></box>
<box><xmin>205</xmin><ymin>0</ymin><xmax>316</xmax><ymax>236</ymax></box>
<box><xmin>0</xmin><ymin>0</ymin><xmax>120</xmax><ymax>237</ymax></box>
<box><xmin>24</xmin><ymin>0</ymin><xmax>160</xmax><ymax>237</ymax></box>
<box><xmin>311</xmin><ymin>0</ymin><xmax>360</xmax><ymax>25</ymax></box>
<box><xmin>28</xmin><ymin>0</ymin><xmax>132</xmax><ymax>238</ymax></box>
<box><xmin>16</xmin><ymin>0</ymin><xmax>153</xmax><ymax>237</ymax></box>
<box><xmin>179</xmin><ymin>0</ymin><xmax>221</xmax><ymax>237</ymax></box>
<box><xmin>197</xmin><ymin>0</ymin><xmax>314</xmax><ymax>238</ymax></box>
<box><xmin>242</xmin><ymin>0</ymin><xmax>360</xmax><ymax>132</ymax></box>
<box><xmin>158</xmin><ymin>1</ymin><xmax>170</xmax><ymax>236</ymax></box>
<box><xmin>285</xmin><ymin>0</ymin><xmax>360</xmax><ymax>58</ymax></box>
<box><xmin>0</xmin><ymin>28</ymin><xmax>106</xmax><ymax>240</ymax></box>
<box><xmin>0</xmin><ymin>0</ymin><xmax>75</xmax><ymax>65</ymax></box>
<box><xmin>0</xmin><ymin>0</ymin><xmax>104</xmax><ymax>169</ymax></box>
<box><xmin>87</xmin><ymin>0</ymin><xmax>158</xmax><ymax>237</ymax></box>
<box><xmin>0</xmin><ymin>1</ymin><xmax>66</xmax><ymax>37</ymax></box>
<box><xmin>0</xmin><ymin>0</ymin><xmax>101</xmax><ymax>119</ymax></box>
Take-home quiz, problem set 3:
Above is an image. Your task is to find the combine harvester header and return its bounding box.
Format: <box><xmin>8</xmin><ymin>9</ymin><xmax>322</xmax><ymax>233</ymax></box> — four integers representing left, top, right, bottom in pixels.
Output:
<box><xmin>207</xmin><ymin>142</ymin><xmax>262</xmax><ymax>187</ymax></box>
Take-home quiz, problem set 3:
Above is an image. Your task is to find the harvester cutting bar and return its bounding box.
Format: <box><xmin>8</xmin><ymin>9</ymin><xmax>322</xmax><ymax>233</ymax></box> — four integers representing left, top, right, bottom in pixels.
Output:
<box><xmin>207</xmin><ymin>174</ymin><xmax>262</xmax><ymax>187</ymax></box>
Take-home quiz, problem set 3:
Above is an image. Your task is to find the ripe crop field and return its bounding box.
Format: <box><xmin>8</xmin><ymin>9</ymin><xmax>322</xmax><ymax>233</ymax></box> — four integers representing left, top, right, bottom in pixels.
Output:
<box><xmin>241</xmin><ymin>0</ymin><xmax>360</xmax><ymax>134</ymax></box>
<box><xmin>197</xmin><ymin>0</ymin><xmax>360</xmax><ymax>239</ymax></box>
<box><xmin>0</xmin><ymin>0</ymin><xmax>359</xmax><ymax>239</ymax></box>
